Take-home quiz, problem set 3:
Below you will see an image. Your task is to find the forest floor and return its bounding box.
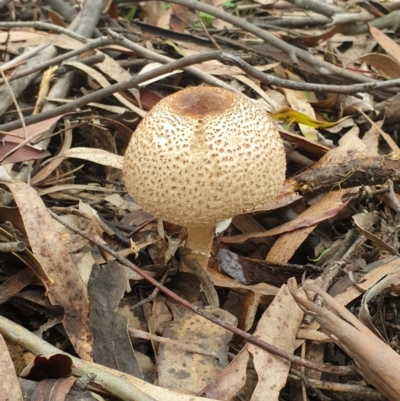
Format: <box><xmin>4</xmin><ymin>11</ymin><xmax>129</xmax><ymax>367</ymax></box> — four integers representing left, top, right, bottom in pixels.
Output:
<box><xmin>1</xmin><ymin>0</ymin><xmax>400</xmax><ymax>400</ymax></box>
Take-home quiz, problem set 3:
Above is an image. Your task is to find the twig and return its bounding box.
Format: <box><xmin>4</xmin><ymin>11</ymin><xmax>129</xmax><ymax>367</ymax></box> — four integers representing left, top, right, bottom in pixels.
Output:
<box><xmin>0</xmin><ymin>241</ymin><xmax>25</xmax><ymax>252</ymax></box>
<box><xmin>290</xmin><ymin>369</ymin><xmax>385</xmax><ymax>400</ymax></box>
<box><xmin>194</xmin><ymin>10</ymin><xmax>222</xmax><ymax>50</ymax></box>
<box><xmin>2</xmin><ymin>47</ymin><xmax>400</xmax><ymax>134</ymax></box>
<box><xmin>249</xmin><ymin>15</ymin><xmax>331</xmax><ymax>28</ymax></box>
<box><xmin>0</xmin><ymin>50</ymin><xmax>232</xmax><ymax>133</ymax></box>
<box><xmin>0</xmin><ymin>21</ymin><xmax>88</xmax><ymax>43</ymax></box>
<box><xmin>75</xmin><ymin>0</ymin><xmax>109</xmax><ymax>39</ymax></box>
<box><xmin>219</xmin><ymin>53</ymin><xmax>397</xmax><ymax>94</ymax></box>
<box><xmin>0</xmin><ymin>69</ymin><xmax>27</xmax><ymax>139</ymax></box>
<box><xmin>0</xmin><ymin>36</ymin><xmax>115</xmax><ymax>84</ymax></box>
<box><xmin>108</xmin><ymin>30</ymin><xmax>241</xmax><ymax>94</ymax></box>
<box><xmin>48</xmin><ymin>209</ymin><xmax>355</xmax><ymax>377</ymax></box>
<box><xmin>284</xmin><ymin>0</ymin><xmax>343</xmax><ymax>17</ymax></box>
<box><xmin>128</xmin><ymin>326</ymin><xmax>219</xmax><ymax>357</ymax></box>
<box><xmin>42</xmin><ymin>0</ymin><xmax>78</xmax><ymax>22</ymax></box>
<box><xmin>0</xmin><ymin>43</ymin><xmax>50</xmax><ymax>72</ymax></box>
<box><xmin>131</xmin><ymin>269</ymin><xmax>168</xmax><ymax>310</ymax></box>
<box><xmin>35</xmin><ymin>0</ymin><xmax>109</xmax><ymax>156</ymax></box>
<box><xmin>0</xmin><ymin>45</ymin><xmax>57</xmax><ymax>117</ymax></box>
<box><xmin>137</xmin><ymin>0</ymin><xmax>377</xmax><ymax>83</ymax></box>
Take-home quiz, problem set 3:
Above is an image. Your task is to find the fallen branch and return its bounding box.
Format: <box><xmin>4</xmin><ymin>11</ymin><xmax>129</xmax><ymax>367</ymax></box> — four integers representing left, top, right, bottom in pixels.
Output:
<box><xmin>292</xmin><ymin>156</ymin><xmax>400</xmax><ymax>195</ymax></box>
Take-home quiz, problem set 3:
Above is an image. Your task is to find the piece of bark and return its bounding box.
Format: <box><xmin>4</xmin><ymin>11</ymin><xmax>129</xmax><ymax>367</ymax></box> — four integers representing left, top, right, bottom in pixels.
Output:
<box><xmin>293</xmin><ymin>156</ymin><xmax>400</xmax><ymax>195</ymax></box>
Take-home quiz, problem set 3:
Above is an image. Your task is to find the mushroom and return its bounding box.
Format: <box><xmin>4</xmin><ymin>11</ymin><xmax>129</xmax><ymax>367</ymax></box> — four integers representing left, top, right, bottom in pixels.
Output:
<box><xmin>123</xmin><ymin>86</ymin><xmax>286</xmax><ymax>304</ymax></box>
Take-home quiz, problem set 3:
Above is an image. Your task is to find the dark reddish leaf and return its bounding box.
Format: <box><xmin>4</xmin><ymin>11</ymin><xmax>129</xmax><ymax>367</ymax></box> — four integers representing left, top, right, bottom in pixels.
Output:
<box><xmin>170</xmin><ymin>4</ymin><xmax>188</xmax><ymax>32</ymax></box>
<box><xmin>0</xmin><ymin>142</ymin><xmax>50</xmax><ymax>164</ymax></box>
<box><xmin>22</xmin><ymin>354</ymin><xmax>72</xmax><ymax>381</ymax></box>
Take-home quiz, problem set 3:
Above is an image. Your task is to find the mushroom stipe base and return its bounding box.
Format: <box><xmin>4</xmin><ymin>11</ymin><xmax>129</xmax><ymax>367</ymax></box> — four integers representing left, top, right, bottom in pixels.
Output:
<box><xmin>181</xmin><ymin>224</ymin><xmax>219</xmax><ymax>308</ymax></box>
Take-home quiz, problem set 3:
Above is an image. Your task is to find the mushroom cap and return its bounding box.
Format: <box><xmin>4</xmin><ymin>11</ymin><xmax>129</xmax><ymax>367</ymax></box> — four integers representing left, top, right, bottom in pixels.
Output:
<box><xmin>123</xmin><ymin>86</ymin><xmax>286</xmax><ymax>227</ymax></box>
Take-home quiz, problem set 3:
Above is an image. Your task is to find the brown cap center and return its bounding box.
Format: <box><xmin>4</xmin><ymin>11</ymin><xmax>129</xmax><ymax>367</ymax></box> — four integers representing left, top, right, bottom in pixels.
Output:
<box><xmin>170</xmin><ymin>87</ymin><xmax>234</xmax><ymax>118</ymax></box>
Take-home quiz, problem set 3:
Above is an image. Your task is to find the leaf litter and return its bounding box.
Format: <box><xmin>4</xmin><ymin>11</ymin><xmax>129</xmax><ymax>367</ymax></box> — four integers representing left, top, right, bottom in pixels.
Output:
<box><xmin>1</xmin><ymin>1</ymin><xmax>400</xmax><ymax>400</ymax></box>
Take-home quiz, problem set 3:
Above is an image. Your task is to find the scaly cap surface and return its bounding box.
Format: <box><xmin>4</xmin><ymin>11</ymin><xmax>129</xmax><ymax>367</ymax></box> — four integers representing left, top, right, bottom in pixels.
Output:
<box><xmin>123</xmin><ymin>86</ymin><xmax>286</xmax><ymax>227</ymax></box>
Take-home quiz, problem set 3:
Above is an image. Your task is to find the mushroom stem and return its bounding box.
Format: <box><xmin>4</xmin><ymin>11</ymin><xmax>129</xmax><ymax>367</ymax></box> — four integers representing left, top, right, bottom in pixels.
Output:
<box><xmin>185</xmin><ymin>225</ymin><xmax>215</xmax><ymax>270</ymax></box>
<box><xmin>182</xmin><ymin>224</ymin><xmax>219</xmax><ymax>307</ymax></box>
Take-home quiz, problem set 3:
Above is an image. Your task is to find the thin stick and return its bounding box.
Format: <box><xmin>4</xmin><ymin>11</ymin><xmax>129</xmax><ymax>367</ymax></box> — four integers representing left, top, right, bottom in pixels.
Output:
<box><xmin>194</xmin><ymin>10</ymin><xmax>222</xmax><ymax>50</ymax></box>
<box><xmin>137</xmin><ymin>0</ymin><xmax>376</xmax><ymax>84</ymax></box>
<box><xmin>1</xmin><ymin>47</ymin><xmax>400</xmax><ymax>134</ymax></box>
<box><xmin>0</xmin><ymin>69</ymin><xmax>27</xmax><ymax>139</ymax></box>
<box><xmin>0</xmin><ymin>43</ymin><xmax>50</xmax><ymax>72</ymax></box>
<box><xmin>0</xmin><ymin>21</ymin><xmax>89</xmax><ymax>43</ymax></box>
<box><xmin>0</xmin><ymin>36</ymin><xmax>115</xmax><ymax>84</ymax></box>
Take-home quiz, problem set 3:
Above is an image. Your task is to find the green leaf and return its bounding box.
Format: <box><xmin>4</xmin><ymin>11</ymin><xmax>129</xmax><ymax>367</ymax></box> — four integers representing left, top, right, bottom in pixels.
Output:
<box><xmin>223</xmin><ymin>0</ymin><xmax>235</xmax><ymax>8</ymax></box>
<box><xmin>307</xmin><ymin>248</ymin><xmax>331</xmax><ymax>262</ymax></box>
<box><xmin>271</xmin><ymin>107</ymin><xmax>352</xmax><ymax>129</ymax></box>
<box><xmin>126</xmin><ymin>6</ymin><xmax>137</xmax><ymax>20</ymax></box>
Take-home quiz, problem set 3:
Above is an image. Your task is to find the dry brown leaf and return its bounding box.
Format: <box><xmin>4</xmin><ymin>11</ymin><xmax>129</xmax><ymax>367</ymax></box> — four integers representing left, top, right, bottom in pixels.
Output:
<box><xmin>202</xmin><ymin>347</ymin><xmax>249</xmax><ymax>400</ymax></box>
<box><xmin>290</xmin><ymin>281</ymin><xmax>400</xmax><ymax>401</ymax></box>
<box><xmin>231</xmin><ymin>74</ymin><xmax>277</xmax><ymax>108</ymax></box>
<box><xmin>45</xmin><ymin>97</ymin><xmax>130</xmax><ymax>114</ymax></box>
<box><xmin>88</xmin><ymin>262</ymin><xmax>143</xmax><ymax>378</ymax></box>
<box><xmin>0</xmin><ymin>226</ymin><xmax>53</xmax><ymax>284</ymax></box>
<box><xmin>31</xmin><ymin>118</ymin><xmax>73</xmax><ymax>185</ymax></box>
<box><xmin>266</xmin><ymin>189</ymin><xmax>352</xmax><ymax>263</ymax></box>
<box><xmin>297</xmin><ymin>329</ymin><xmax>330</xmax><ymax>342</ymax></box>
<box><xmin>140</xmin><ymin>0</ymin><xmax>171</xmax><ymax>28</ymax></box>
<box><xmin>247</xmin><ymin>282</ymin><xmax>305</xmax><ymax>401</ymax></box>
<box><xmin>37</xmin><ymin>184</ymin><xmax>120</xmax><ymax>197</ymax></box>
<box><xmin>8</xmin><ymin>33</ymin><xmax>144</xmax><ymax>114</ymax></box>
<box><xmin>240</xmin><ymin>292</ymin><xmax>262</xmax><ymax>332</ymax></box>
<box><xmin>137</xmin><ymin>62</ymin><xmax>183</xmax><ymax>87</ymax></box>
<box><xmin>0</xmin><ymin>166</ymin><xmax>13</xmax><ymax>183</ymax></box>
<box><xmin>193</xmin><ymin>61</ymin><xmax>278</xmax><ymax>76</ymax></box>
<box><xmin>4</xmin><ymin>33</ymin><xmax>86</xmax><ymax>56</ymax></box>
<box><xmin>5</xmin><ymin>181</ymin><xmax>93</xmax><ymax>361</ymax></box>
<box><xmin>0</xmin><ymin>141</ymin><xmax>50</xmax><ymax>165</ymax></box>
<box><xmin>27</xmin><ymin>377</ymin><xmax>77</xmax><ymax>399</ymax></box>
<box><xmin>94</xmin><ymin>52</ymin><xmax>143</xmax><ymax>107</ymax></box>
<box><xmin>356</xmin><ymin>108</ymin><xmax>400</xmax><ymax>153</ymax></box>
<box><xmin>0</xmin><ymin>312</ymin><xmax>225</xmax><ymax>401</ymax></box>
<box><xmin>65</xmin><ymin>61</ymin><xmax>145</xmax><ymax>116</ymax></box>
<box><xmin>158</xmin><ymin>308</ymin><xmax>237</xmax><ymax>394</ymax></box>
<box><xmin>43</xmin><ymin>147</ymin><xmax>123</xmax><ymax>170</ymax></box>
<box><xmin>361</xmin><ymin>122</ymin><xmax>380</xmax><ymax>156</ymax></box>
<box><xmin>358</xmin><ymin>53</ymin><xmax>400</xmax><ymax>79</ymax></box>
<box><xmin>0</xmin><ymin>31</ymin><xmax>46</xmax><ymax>43</ymax></box>
<box><xmin>222</xmin><ymin>189</ymin><xmax>349</xmax><ymax>245</ymax></box>
<box><xmin>0</xmin><ymin>334</ymin><xmax>24</xmax><ymax>400</ymax></box>
<box><xmin>5</xmin><ymin>114</ymin><xmax>68</xmax><ymax>141</ymax></box>
<box><xmin>359</xmin><ymin>268</ymin><xmax>400</xmax><ymax>342</ymax></box>
<box><xmin>170</xmin><ymin>3</ymin><xmax>188</xmax><ymax>32</ymax></box>
<box><xmin>48</xmin><ymin>9</ymin><xmax>66</xmax><ymax>27</ymax></box>
<box><xmin>369</xmin><ymin>24</ymin><xmax>400</xmax><ymax>64</ymax></box>
<box><xmin>281</xmin><ymin>88</ymin><xmax>318</xmax><ymax>140</ymax></box>
<box><xmin>353</xmin><ymin>212</ymin><xmax>397</xmax><ymax>254</ymax></box>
